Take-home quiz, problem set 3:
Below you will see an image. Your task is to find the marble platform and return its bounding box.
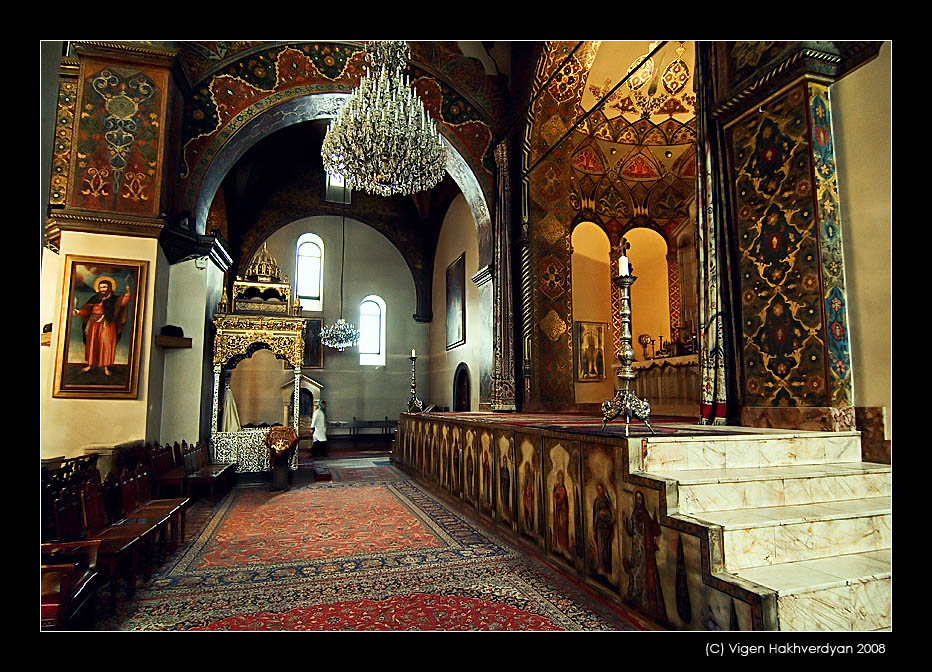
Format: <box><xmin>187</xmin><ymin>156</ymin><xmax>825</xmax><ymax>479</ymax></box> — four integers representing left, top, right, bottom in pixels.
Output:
<box><xmin>639</xmin><ymin>430</ymin><xmax>891</xmax><ymax>631</ymax></box>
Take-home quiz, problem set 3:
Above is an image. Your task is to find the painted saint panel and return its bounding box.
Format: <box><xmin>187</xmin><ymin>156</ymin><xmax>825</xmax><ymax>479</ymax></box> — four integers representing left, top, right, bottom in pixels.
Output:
<box><xmin>620</xmin><ymin>486</ymin><xmax>668</xmax><ymax>625</ymax></box>
<box><xmin>494</xmin><ymin>431</ymin><xmax>517</xmax><ymax>530</ymax></box>
<box><xmin>544</xmin><ymin>438</ymin><xmax>581</xmax><ymax>569</ymax></box>
<box><xmin>478</xmin><ymin>429</ymin><xmax>494</xmax><ymax>518</ymax></box>
<box><xmin>429</xmin><ymin>422</ymin><xmax>440</xmax><ymax>482</ymax></box>
<box><xmin>582</xmin><ymin>442</ymin><xmax>621</xmax><ymax>592</ymax></box>
<box><xmin>464</xmin><ymin>428</ymin><xmax>478</xmax><ymax>507</ymax></box>
<box><xmin>439</xmin><ymin>424</ymin><xmax>450</xmax><ymax>490</ymax></box>
<box><xmin>516</xmin><ymin>433</ymin><xmax>542</xmax><ymax>544</ymax></box>
<box><xmin>449</xmin><ymin>423</ymin><xmax>463</xmax><ymax>498</ymax></box>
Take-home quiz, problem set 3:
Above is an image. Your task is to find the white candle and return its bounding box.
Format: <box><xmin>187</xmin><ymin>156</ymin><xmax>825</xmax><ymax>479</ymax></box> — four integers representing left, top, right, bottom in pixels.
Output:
<box><xmin>411</xmin><ymin>349</ymin><xmax>416</xmax><ymax>358</ymax></box>
<box><xmin>618</xmin><ymin>256</ymin><xmax>630</xmax><ymax>276</ymax></box>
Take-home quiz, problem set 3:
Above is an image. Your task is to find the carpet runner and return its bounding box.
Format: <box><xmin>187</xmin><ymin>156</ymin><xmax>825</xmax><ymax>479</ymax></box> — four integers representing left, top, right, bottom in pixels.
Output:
<box><xmin>95</xmin><ymin>474</ymin><xmax>646</xmax><ymax>631</ymax></box>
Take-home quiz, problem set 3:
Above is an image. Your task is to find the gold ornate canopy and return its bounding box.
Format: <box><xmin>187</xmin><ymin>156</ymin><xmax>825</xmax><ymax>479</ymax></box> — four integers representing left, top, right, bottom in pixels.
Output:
<box><xmin>230</xmin><ymin>242</ymin><xmax>298</xmax><ymax>316</ymax></box>
<box><xmin>212</xmin><ymin>313</ymin><xmax>305</xmax><ymax>369</ymax></box>
<box><xmin>211</xmin><ymin>243</ymin><xmax>305</xmax><ymax>472</ymax></box>
<box><xmin>214</xmin><ymin>243</ymin><xmax>305</xmax><ymax>368</ymax></box>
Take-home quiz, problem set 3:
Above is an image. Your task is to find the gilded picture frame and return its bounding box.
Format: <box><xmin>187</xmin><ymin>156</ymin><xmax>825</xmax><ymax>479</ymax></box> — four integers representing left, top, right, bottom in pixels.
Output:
<box><xmin>445</xmin><ymin>253</ymin><xmax>466</xmax><ymax>350</ymax></box>
<box><xmin>53</xmin><ymin>255</ymin><xmax>148</xmax><ymax>399</ymax></box>
<box><xmin>575</xmin><ymin>321</ymin><xmax>607</xmax><ymax>382</ymax></box>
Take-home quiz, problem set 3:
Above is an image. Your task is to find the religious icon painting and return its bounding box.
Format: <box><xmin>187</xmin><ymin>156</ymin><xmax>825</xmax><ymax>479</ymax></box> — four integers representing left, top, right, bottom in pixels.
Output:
<box><xmin>544</xmin><ymin>438</ymin><xmax>581</xmax><ymax>570</ymax></box>
<box><xmin>575</xmin><ymin>321</ymin><xmax>608</xmax><ymax>381</ymax></box>
<box><xmin>464</xmin><ymin>428</ymin><xmax>478</xmax><ymax>507</ymax></box>
<box><xmin>516</xmin><ymin>433</ymin><xmax>542</xmax><ymax>544</ymax></box>
<box><xmin>494</xmin><ymin>431</ymin><xmax>517</xmax><ymax>531</ymax></box>
<box><xmin>582</xmin><ymin>442</ymin><xmax>621</xmax><ymax>592</ymax></box>
<box><xmin>302</xmin><ymin>317</ymin><xmax>324</xmax><ymax>369</ymax></box>
<box><xmin>449</xmin><ymin>424</ymin><xmax>463</xmax><ymax>498</ymax></box>
<box><xmin>440</xmin><ymin>424</ymin><xmax>450</xmax><ymax>490</ymax></box>
<box><xmin>53</xmin><ymin>255</ymin><xmax>148</xmax><ymax>399</ymax></box>
<box><xmin>620</xmin><ymin>486</ymin><xmax>669</xmax><ymax>625</ymax></box>
<box><xmin>478</xmin><ymin>429</ymin><xmax>494</xmax><ymax>518</ymax></box>
<box><xmin>445</xmin><ymin>253</ymin><xmax>466</xmax><ymax>350</ymax></box>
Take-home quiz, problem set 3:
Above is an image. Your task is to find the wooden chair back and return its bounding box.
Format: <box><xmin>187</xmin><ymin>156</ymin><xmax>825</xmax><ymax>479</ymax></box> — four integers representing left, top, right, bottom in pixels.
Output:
<box><xmin>53</xmin><ymin>487</ymin><xmax>87</xmax><ymax>541</ymax></box>
<box><xmin>119</xmin><ymin>468</ymin><xmax>140</xmax><ymax>516</ymax></box>
<box><xmin>134</xmin><ymin>464</ymin><xmax>154</xmax><ymax>503</ymax></box>
<box><xmin>102</xmin><ymin>472</ymin><xmax>126</xmax><ymax>524</ymax></box>
<box><xmin>80</xmin><ymin>479</ymin><xmax>111</xmax><ymax>537</ymax></box>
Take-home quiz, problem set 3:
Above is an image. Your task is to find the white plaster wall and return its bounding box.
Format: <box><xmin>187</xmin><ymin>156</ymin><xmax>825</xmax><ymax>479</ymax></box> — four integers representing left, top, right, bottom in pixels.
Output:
<box><xmin>40</xmin><ymin>232</ymin><xmax>163</xmax><ymax>459</ymax></box>
<box><xmin>159</xmin><ymin>257</ymin><xmax>222</xmax><ymax>443</ymax></box>
<box><xmin>832</xmin><ymin>41</ymin><xmax>892</xmax><ymax>437</ymax></box>
<box><xmin>429</xmin><ymin>194</ymin><xmax>481</xmax><ymax>410</ymax></box>
<box><xmin>260</xmin><ymin>216</ymin><xmax>428</xmax><ymax>424</ymax></box>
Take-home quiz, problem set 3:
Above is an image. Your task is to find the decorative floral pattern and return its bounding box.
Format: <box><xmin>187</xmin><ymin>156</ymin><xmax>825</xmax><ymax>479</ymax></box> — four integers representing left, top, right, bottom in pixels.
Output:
<box><xmin>94</xmin><ymin>480</ymin><xmax>640</xmax><ymax>631</ymax></box>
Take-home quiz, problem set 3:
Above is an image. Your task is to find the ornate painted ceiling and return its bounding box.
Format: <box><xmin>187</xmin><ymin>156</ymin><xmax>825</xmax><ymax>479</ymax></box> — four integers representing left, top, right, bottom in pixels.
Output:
<box><xmin>530</xmin><ymin>41</ymin><xmax>698</xmax><ymax>245</ymax></box>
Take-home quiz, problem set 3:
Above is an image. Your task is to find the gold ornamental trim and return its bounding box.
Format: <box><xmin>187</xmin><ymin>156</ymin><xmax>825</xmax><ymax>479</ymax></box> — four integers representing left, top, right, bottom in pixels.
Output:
<box><xmin>212</xmin><ymin>313</ymin><xmax>305</xmax><ymax>368</ymax></box>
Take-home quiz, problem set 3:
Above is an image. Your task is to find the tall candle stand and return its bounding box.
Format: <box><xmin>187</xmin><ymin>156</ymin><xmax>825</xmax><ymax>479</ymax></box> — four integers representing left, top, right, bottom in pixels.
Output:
<box><xmin>408</xmin><ymin>354</ymin><xmax>424</xmax><ymax>413</ymax></box>
<box><xmin>601</xmin><ymin>272</ymin><xmax>655</xmax><ymax>436</ymax></box>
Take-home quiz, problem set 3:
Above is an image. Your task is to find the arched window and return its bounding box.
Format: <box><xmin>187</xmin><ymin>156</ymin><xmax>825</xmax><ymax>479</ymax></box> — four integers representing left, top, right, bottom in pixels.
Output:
<box><xmin>296</xmin><ymin>232</ymin><xmax>324</xmax><ymax>312</ymax></box>
<box><xmin>359</xmin><ymin>294</ymin><xmax>386</xmax><ymax>366</ymax></box>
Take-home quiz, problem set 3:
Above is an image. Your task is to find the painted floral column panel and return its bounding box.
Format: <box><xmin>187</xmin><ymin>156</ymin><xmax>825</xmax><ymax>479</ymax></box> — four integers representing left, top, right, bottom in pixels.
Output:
<box><xmin>729</xmin><ymin>81</ymin><xmax>852</xmax><ymax>408</ymax></box>
<box><xmin>67</xmin><ymin>58</ymin><xmax>171</xmax><ymax>217</ymax></box>
<box><xmin>808</xmin><ymin>84</ymin><xmax>853</xmax><ymax>407</ymax></box>
<box><xmin>50</xmin><ymin>74</ymin><xmax>79</xmax><ymax>206</ymax></box>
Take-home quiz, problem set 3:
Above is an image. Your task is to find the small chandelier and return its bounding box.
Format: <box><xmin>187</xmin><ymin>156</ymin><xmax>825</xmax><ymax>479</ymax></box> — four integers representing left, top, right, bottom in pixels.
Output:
<box><xmin>320</xmin><ymin>185</ymin><xmax>361</xmax><ymax>351</ymax></box>
<box><xmin>321</xmin><ymin>40</ymin><xmax>446</xmax><ymax>197</ymax></box>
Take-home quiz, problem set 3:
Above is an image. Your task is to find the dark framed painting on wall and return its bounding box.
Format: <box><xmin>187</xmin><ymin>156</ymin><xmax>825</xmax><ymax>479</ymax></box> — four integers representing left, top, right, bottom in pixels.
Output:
<box><xmin>53</xmin><ymin>255</ymin><xmax>148</xmax><ymax>399</ymax></box>
<box><xmin>303</xmin><ymin>317</ymin><xmax>324</xmax><ymax>368</ymax></box>
<box><xmin>446</xmin><ymin>253</ymin><xmax>466</xmax><ymax>350</ymax></box>
<box><xmin>575</xmin><ymin>321</ymin><xmax>607</xmax><ymax>382</ymax></box>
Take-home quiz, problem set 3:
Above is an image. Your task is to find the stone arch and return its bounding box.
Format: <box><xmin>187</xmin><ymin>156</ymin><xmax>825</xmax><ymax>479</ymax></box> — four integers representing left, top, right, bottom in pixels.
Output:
<box><xmin>183</xmin><ymin>94</ymin><xmax>493</xmax><ymax>268</ymax></box>
<box><xmin>453</xmin><ymin>362</ymin><xmax>471</xmax><ymax>412</ymax></box>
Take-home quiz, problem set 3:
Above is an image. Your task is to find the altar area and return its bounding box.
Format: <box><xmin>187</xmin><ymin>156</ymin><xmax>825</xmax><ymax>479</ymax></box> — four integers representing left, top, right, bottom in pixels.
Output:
<box><xmin>210</xmin><ymin>244</ymin><xmax>307</xmax><ymax>473</ymax></box>
<box><xmin>392</xmin><ymin>411</ymin><xmax>890</xmax><ymax>631</ymax></box>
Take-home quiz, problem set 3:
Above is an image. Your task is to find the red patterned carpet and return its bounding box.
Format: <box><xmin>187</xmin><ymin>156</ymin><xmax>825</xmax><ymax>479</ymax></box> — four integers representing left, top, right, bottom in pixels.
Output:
<box><xmin>95</xmin><ymin>469</ymin><xmax>646</xmax><ymax>631</ymax></box>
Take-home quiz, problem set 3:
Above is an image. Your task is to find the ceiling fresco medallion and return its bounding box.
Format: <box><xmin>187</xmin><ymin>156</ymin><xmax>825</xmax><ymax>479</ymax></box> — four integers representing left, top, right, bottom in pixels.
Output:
<box><xmin>626</xmin><ymin>42</ymin><xmax>660</xmax><ymax>92</ymax></box>
<box><xmin>661</xmin><ymin>43</ymin><xmax>690</xmax><ymax>96</ymax></box>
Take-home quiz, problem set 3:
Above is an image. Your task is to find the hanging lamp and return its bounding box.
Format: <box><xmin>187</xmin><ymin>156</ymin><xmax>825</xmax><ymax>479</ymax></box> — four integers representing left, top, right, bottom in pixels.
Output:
<box><xmin>319</xmin><ymin>184</ymin><xmax>361</xmax><ymax>350</ymax></box>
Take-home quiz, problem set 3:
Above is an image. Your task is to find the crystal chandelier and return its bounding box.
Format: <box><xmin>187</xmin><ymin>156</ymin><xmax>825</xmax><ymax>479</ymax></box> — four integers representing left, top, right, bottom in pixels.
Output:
<box><xmin>321</xmin><ymin>40</ymin><xmax>446</xmax><ymax>197</ymax></box>
<box><xmin>319</xmin><ymin>187</ymin><xmax>361</xmax><ymax>350</ymax></box>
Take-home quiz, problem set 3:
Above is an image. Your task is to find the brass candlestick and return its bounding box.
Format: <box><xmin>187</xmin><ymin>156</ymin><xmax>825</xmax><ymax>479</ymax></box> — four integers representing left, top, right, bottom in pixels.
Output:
<box><xmin>602</xmin><ymin>273</ymin><xmax>655</xmax><ymax>436</ymax></box>
<box><xmin>408</xmin><ymin>355</ymin><xmax>424</xmax><ymax>413</ymax></box>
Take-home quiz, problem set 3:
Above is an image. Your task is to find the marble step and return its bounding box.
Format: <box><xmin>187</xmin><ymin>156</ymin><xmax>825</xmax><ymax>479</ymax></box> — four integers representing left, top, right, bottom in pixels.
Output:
<box><xmin>683</xmin><ymin>496</ymin><xmax>891</xmax><ymax>571</ymax></box>
<box><xmin>731</xmin><ymin>550</ymin><xmax>892</xmax><ymax>631</ymax></box>
<box><xmin>638</xmin><ymin>431</ymin><xmax>861</xmax><ymax>473</ymax></box>
<box><xmin>656</xmin><ymin>462</ymin><xmax>891</xmax><ymax>515</ymax></box>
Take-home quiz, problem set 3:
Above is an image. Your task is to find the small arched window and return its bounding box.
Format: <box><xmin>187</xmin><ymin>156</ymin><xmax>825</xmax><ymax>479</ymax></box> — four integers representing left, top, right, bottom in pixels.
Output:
<box><xmin>359</xmin><ymin>294</ymin><xmax>386</xmax><ymax>366</ymax></box>
<box><xmin>296</xmin><ymin>232</ymin><xmax>324</xmax><ymax>312</ymax></box>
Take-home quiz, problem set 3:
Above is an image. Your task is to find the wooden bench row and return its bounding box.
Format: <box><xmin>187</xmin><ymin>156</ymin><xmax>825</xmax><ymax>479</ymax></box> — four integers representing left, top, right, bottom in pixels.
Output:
<box><xmin>42</xmin><ymin>464</ymin><xmax>190</xmax><ymax>629</ymax></box>
<box><xmin>147</xmin><ymin>440</ymin><xmax>236</xmax><ymax>503</ymax></box>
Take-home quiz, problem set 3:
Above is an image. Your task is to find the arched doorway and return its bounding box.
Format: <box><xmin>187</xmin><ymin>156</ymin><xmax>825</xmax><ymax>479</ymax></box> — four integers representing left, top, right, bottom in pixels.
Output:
<box><xmin>453</xmin><ymin>363</ymin><xmax>471</xmax><ymax>412</ymax></box>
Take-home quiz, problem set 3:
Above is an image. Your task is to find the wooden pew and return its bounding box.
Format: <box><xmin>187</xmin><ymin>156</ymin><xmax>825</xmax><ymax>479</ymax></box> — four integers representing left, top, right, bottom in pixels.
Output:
<box><xmin>146</xmin><ymin>441</ymin><xmax>187</xmax><ymax>498</ymax></box>
<box><xmin>130</xmin><ymin>464</ymin><xmax>190</xmax><ymax>550</ymax></box>
<box><xmin>181</xmin><ymin>441</ymin><xmax>236</xmax><ymax>503</ymax></box>
<box><xmin>53</xmin><ymin>484</ymin><xmax>149</xmax><ymax>610</ymax></box>
<box><xmin>41</xmin><ymin>539</ymin><xmax>102</xmax><ymax>630</ymax></box>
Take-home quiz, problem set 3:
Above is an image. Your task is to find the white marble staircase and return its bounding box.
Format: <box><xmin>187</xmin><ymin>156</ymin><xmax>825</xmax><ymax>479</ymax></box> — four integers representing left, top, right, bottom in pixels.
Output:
<box><xmin>638</xmin><ymin>430</ymin><xmax>891</xmax><ymax>631</ymax></box>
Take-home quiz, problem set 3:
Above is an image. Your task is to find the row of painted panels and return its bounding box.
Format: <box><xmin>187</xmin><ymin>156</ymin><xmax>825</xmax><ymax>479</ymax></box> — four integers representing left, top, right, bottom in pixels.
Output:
<box><xmin>394</xmin><ymin>413</ymin><xmax>763</xmax><ymax>630</ymax></box>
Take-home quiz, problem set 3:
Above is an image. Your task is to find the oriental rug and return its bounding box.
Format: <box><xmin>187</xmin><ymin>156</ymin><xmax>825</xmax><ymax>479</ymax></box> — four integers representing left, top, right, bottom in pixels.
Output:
<box><xmin>94</xmin><ymin>478</ymin><xmax>645</xmax><ymax>631</ymax></box>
